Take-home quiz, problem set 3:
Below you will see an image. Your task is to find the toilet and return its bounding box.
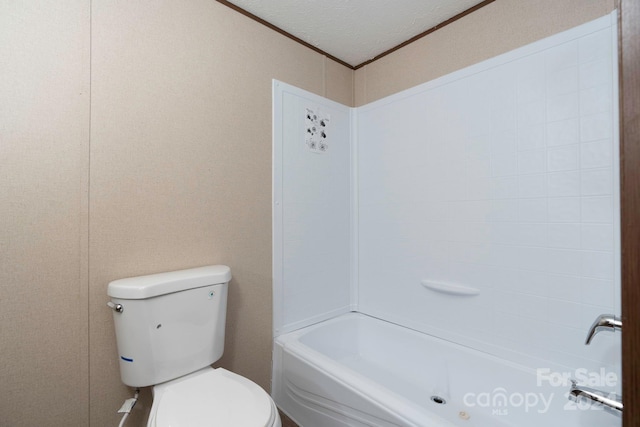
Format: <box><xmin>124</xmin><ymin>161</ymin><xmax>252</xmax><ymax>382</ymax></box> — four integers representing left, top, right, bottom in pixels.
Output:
<box><xmin>107</xmin><ymin>265</ymin><xmax>281</xmax><ymax>427</ymax></box>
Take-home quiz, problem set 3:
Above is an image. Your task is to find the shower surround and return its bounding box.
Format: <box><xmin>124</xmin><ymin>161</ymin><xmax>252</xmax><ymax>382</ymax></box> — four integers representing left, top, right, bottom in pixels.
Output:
<box><xmin>273</xmin><ymin>12</ymin><xmax>620</xmax><ymax>427</ymax></box>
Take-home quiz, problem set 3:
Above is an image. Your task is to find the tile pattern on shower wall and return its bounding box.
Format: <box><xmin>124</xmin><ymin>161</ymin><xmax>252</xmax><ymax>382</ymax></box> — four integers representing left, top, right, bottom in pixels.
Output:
<box><xmin>357</xmin><ymin>21</ymin><xmax>619</xmax><ymax>373</ymax></box>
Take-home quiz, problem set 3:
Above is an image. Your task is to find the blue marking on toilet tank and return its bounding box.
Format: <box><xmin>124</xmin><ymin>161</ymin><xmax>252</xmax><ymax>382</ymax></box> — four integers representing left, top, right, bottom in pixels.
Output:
<box><xmin>121</xmin><ymin>356</ymin><xmax>134</xmax><ymax>362</ymax></box>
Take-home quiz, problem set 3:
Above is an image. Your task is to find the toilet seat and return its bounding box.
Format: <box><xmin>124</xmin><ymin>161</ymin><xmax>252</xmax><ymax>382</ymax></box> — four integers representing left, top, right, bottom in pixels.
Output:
<box><xmin>149</xmin><ymin>367</ymin><xmax>278</xmax><ymax>427</ymax></box>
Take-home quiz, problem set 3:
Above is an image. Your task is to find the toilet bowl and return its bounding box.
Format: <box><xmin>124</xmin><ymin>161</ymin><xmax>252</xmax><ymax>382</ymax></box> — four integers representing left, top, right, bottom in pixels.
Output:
<box><xmin>148</xmin><ymin>367</ymin><xmax>281</xmax><ymax>427</ymax></box>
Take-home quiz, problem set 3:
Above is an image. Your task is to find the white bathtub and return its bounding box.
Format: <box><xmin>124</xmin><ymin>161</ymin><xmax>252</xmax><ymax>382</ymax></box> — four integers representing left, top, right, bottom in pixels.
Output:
<box><xmin>273</xmin><ymin>313</ymin><xmax>619</xmax><ymax>427</ymax></box>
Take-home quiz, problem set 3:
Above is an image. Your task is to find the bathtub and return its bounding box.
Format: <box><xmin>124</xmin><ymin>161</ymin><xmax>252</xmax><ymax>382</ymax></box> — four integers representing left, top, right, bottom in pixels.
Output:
<box><xmin>272</xmin><ymin>313</ymin><xmax>619</xmax><ymax>427</ymax></box>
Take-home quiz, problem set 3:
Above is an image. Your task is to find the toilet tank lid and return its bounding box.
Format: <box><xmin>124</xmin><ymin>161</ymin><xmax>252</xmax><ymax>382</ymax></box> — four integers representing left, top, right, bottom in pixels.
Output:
<box><xmin>108</xmin><ymin>265</ymin><xmax>231</xmax><ymax>299</ymax></box>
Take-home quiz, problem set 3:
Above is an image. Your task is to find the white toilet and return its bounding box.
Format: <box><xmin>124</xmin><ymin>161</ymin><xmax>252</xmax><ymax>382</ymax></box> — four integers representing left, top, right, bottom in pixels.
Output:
<box><xmin>107</xmin><ymin>265</ymin><xmax>281</xmax><ymax>427</ymax></box>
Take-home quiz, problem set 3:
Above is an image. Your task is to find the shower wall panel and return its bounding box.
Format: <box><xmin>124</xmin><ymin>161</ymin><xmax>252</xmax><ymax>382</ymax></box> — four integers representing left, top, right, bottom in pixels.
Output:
<box><xmin>273</xmin><ymin>81</ymin><xmax>353</xmax><ymax>335</ymax></box>
<box><xmin>356</xmin><ymin>14</ymin><xmax>619</xmax><ymax>373</ymax></box>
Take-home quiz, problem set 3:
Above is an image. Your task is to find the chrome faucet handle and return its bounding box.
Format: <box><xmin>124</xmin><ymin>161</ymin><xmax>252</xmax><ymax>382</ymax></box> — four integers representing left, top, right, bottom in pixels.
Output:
<box><xmin>585</xmin><ymin>314</ymin><xmax>621</xmax><ymax>345</ymax></box>
<box><xmin>568</xmin><ymin>381</ymin><xmax>622</xmax><ymax>416</ymax></box>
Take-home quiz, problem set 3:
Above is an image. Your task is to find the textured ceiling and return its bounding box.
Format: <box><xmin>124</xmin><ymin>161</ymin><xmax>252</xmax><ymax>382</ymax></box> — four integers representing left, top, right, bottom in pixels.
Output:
<box><xmin>224</xmin><ymin>0</ymin><xmax>488</xmax><ymax>67</ymax></box>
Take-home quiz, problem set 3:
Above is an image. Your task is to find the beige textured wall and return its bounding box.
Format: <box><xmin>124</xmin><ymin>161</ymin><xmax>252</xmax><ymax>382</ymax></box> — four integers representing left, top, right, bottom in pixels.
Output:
<box><xmin>0</xmin><ymin>1</ymin><xmax>90</xmax><ymax>426</ymax></box>
<box><xmin>355</xmin><ymin>0</ymin><xmax>616</xmax><ymax>106</ymax></box>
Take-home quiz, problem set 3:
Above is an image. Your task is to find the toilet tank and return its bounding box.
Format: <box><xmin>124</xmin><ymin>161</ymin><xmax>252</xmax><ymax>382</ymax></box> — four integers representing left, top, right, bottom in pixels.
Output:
<box><xmin>107</xmin><ymin>265</ymin><xmax>231</xmax><ymax>387</ymax></box>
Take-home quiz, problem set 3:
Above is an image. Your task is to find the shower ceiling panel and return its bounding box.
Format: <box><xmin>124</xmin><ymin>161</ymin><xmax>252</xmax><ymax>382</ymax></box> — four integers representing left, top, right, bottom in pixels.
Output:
<box><xmin>222</xmin><ymin>0</ymin><xmax>490</xmax><ymax>67</ymax></box>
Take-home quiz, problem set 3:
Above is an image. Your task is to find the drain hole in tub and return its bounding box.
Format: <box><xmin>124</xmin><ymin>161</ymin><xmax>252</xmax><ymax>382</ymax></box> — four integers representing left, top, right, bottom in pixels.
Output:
<box><xmin>430</xmin><ymin>396</ymin><xmax>446</xmax><ymax>404</ymax></box>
